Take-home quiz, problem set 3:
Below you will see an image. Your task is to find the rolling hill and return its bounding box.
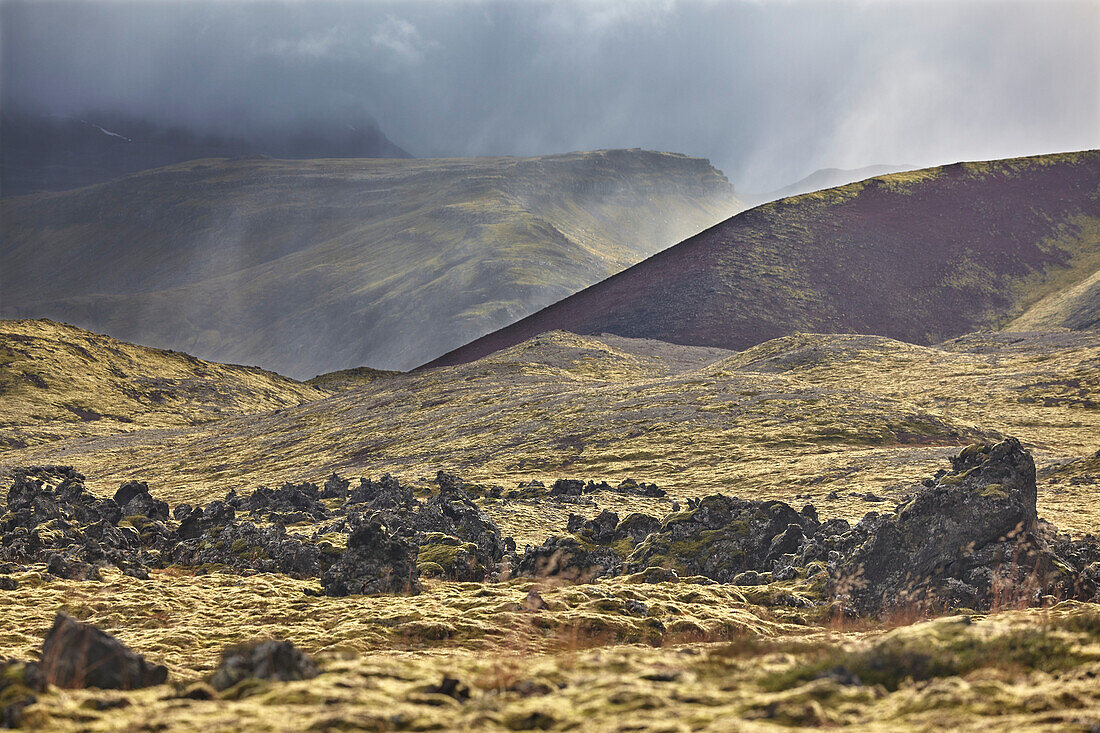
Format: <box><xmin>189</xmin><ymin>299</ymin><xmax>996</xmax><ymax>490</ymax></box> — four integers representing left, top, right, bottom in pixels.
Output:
<box><xmin>4</xmin><ymin>326</ymin><xmax>1098</xmax><ymax>538</ymax></box>
<box><xmin>426</xmin><ymin>151</ymin><xmax>1100</xmax><ymax>369</ymax></box>
<box><xmin>0</xmin><ymin>319</ymin><xmax>326</xmax><ymax>449</ymax></box>
<box><xmin>0</xmin><ymin>150</ymin><xmax>741</xmax><ymax>378</ymax></box>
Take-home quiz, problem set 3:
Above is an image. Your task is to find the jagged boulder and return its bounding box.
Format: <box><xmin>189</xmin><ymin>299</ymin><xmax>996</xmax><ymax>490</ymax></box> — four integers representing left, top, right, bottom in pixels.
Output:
<box><xmin>113</xmin><ymin>482</ymin><xmax>169</xmax><ymax>522</ymax></box>
<box><xmin>515</xmin><ymin>536</ymin><xmax>623</xmax><ymax>582</ymax></box>
<box><xmin>345</xmin><ymin>474</ymin><xmax>415</xmax><ymax>511</ymax></box>
<box><xmin>626</xmin><ymin>495</ymin><xmax>819</xmax><ymax>582</ymax></box>
<box><xmin>321</xmin><ymin>473</ymin><xmax>350</xmax><ymax>500</ymax></box>
<box><xmin>209</xmin><ymin>639</ymin><xmax>319</xmax><ymax>691</ymax></box>
<box><xmin>827</xmin><ymin>438</ymin><xmax>1077</xmax><ymax>615</ymax></box>
<box><xmin>321</xmin><ymin>515</ymin><xmax>421</xmax><ymax>596</ymax></box>
<box><xmin>37</xmin><ymin>613</ymin><xmax>167</xmax><ymax>690</ymax></box>
<box><xmin>239</xmin><ymin>482</ymin><xmax>328</xmax><ymax>522</ymax></box>
<box><xmin>174</xmin><ymin>501</ymin><xmax>235</xmax><ymax>540</ymax></box>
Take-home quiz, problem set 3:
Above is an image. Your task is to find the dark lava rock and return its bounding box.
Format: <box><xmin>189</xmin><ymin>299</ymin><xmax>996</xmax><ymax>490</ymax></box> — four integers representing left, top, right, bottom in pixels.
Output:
<box><xmin>321</xmin><ymin>515</ymin><xmax>421</xmax><ymax>596</ymax></box>
<box><xmin>1</xmin><ymin>659</ymin><xmax>43</xmax><ymax>729</ymax></box>
<box><xmin>209</xmin><ymin>639</ymin><xmax>319</xmax><ymax>691</ymax></box>
<box><xmin>426</xmin><ymin>676</ymin><xmax>470</xmax><ymax>702</ymax></box>
<box><xmin>168</xmin><ymin>512</ymin><xmax>331</xmax><ymax>578</ymax></box>
<box><xmin>627</xmin><ymin>495</ymin><xmax>819</xmax><ymax>583</ymax></box>
<box><xmin>568</xmin><ymin>510</ymin><xmax>662</xmax><ymax>553</ymax></box>
<box><xmin>550</xmin><ymin>479</ymin><xmax>585</xmax><ymax>497</ymax></box>
<box><xmin>175</xmin><ymin>500</ymin><xmax>235</xmax><ymax>540</ymax></box>
<box><xmin>515</xmin><ymin>536</ymin><xmax>622</xmax><ymax>582</ymax></box>
<box><xmin>321</xmin><ymin>473</ymin><xmax>350</xmax><ymax>500</ymax></box>
<box><xmin>114</xmin><ymin>481</ymin><xmax>169</xmax><ymax>521</ymax></box>
<box><xmin>348</xmin><ymin>475</ymin><xmax>513</xmax><ymax>582</ymax></box>
<box><xmin>611</xmin><ymin>478</ymin><xmax>666</xmax><ymax>498</ymax></box>
<box><xmin>38</xmin><ymin>612</ymin><xmax>167</xmax><ymax>690</ymax></box>
<box><xmin>523</xmin><ymin>589</ymin><xmax>550</xmax><ymax>611</ymax></box>
<box><xmin>827</xmin><ymin>438</ymin><xmax>1083</xmax><ymax>615</ymax></box>
<box><xmin>239</xmin><ymin>482</ymin><xmax>327</xmax><ymax>521</ymax></box>
<box><xmin>346</xmin><ymin>474</ymin><xmax>415</xmax><ymax>511</ymax></box>
<box><xmin>45</xmin><ymin>553</ymin><xmax>102</xmax><ymax>581</ymax></box>
<box><xmin>1</xmin><ymin>467</ymin><xmax>157</xmax><ymax>577</ymax></box>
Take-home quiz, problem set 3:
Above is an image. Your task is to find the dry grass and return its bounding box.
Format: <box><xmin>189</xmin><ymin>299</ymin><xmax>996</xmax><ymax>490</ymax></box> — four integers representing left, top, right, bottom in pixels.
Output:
<box><xmin>4</xmin><ymin>329</ymin><xmax>1097</xmax><ymax>537</ymax></box>
<box><xmin>2</xmin><ymin>326</ymin><xmax>1099</xmax><ymax>730</ymax></box>
<box><xmin>4</xmin><ymin>565</ymin><xmax>1099</xmax><ymax>731</ymax></box>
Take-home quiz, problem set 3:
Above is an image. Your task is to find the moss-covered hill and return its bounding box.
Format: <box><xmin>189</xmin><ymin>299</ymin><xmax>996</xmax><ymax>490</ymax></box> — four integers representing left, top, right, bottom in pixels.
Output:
<box><xmin>0</xmin><ymin>319</ymin><xmax>326</xmax><ymax>449</ymax></box>
<box><xmin>428</xmin><ymin>150</ymin><xmax>1100</xmax><ymax>368</ymax></box>
<box><xmin>5</xmin><ymin>328</ymin><xmax>1098</xmax><ymax>538</ymax></box>
<box><xmin>0</xmin><ymin>150</ymin><xmax>741</xmax><ymax>378</ymax></box>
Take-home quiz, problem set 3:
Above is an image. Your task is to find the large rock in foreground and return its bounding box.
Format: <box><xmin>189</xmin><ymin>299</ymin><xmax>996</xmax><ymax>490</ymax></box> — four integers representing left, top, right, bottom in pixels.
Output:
<box><xmin>38</xmin><ymin>612</ymin><xmax>167</xmax><ymax>690</ymax></box>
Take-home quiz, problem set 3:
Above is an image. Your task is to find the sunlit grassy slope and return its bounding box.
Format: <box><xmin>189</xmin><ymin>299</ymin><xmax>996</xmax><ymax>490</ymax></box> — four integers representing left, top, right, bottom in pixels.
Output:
<box><xmin>2</xmin><ymin>326</ymin><xmax>1099</xmax><ymax>730</ymax></box>
<box><xmin>5</xmin><ymin>567</ymin><xmax>1099</xmax><ymax>732</ymax></box>
<box><xmin>0</xmin><ymin>150</ymin><xmax>742</xmax><ymax>378</ymax></box>
<box><xmin>4</xmin><ymin>328</ymin><xmax>1097</xmax><ymax>538</ymax></box>
<box><xmin>0</xmin><ymin>319</ymin><xmax>326</xmax><ymax>449</ymax></box>
<box><xmin>428</xmin><ymin>151</ymin><xmax>1100</xmax><ymax>369</ymax></box>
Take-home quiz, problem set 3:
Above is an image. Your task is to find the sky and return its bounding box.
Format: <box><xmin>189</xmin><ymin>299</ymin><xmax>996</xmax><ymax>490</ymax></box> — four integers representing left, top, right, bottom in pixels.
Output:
<box><xmin>2</xmin><ymin>0</ymin><xmax>1097</xmax><ymax>192</ymax></box>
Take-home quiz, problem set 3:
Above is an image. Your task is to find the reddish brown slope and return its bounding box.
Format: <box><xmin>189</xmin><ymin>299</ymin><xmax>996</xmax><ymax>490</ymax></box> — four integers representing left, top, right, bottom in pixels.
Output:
<box><xmin>423</xmin><ymin>151</ymin><xmax>1100</xmax><ymax>369</ymax></box>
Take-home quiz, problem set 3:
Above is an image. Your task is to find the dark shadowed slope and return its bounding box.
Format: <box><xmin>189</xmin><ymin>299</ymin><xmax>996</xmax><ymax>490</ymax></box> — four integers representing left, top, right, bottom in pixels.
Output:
<box><xmin>0</xmin><ymin>110</ymin><xmax>410</xmax><ymax>197</ymax></box>
<box><xmin>0</xmin><ymin>150</ymin><xmax>741</xmax><ymax>378</ymax></box>
<box><xmin>425</xmin><ymin>151</ymin><xmax>1100</xmax><ymax>369</ymax></box>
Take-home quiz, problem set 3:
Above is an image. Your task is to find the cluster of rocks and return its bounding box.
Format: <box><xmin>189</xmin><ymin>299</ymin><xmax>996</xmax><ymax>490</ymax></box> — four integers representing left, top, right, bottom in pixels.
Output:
<box><xmin>1</xmin><ymin>611</ymin><xmax>319</xmax><ymax>723</ymax></box>
<box><xmin>0</xmin><ymin>467</ymin><xmax>515</xmax><ymax>598</ymax></box>
<box><xmin>505</xmin><ymin>477</ymin><xmax>666</xmax><ymax>502</ymax></box>
<box><xmin>516</xmin><ymin>438</ymin><xmax>1100</xmax><ymax>615</ymax></box>
<box><xmin>4</xmin><ymin>439</ymin><xmax>1095</xmax><ymax>616</ymax></box>
<box><xmin>0</xmin><ymin>467</ymin><xmax>166</xmax><ymax>581</ymax></box>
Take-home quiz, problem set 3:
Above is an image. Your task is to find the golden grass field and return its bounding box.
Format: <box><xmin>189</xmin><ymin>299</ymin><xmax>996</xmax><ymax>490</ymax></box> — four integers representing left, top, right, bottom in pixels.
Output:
<box><xmin>2</xmin><ymin>320</ymin><xmax>1099</xmax><ymax>730</ymax></box>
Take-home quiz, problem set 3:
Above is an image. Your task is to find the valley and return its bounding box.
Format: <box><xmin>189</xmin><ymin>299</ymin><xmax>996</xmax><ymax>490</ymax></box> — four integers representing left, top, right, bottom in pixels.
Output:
<box><xmin>0</xmin><ymin>150</ymin><xmax>741</xmax><ymax>378</ymax></box>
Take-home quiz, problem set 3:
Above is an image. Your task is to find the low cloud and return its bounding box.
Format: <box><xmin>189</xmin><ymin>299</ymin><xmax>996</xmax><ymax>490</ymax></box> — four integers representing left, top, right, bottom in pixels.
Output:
<box><xmin>2</xmin><ymin>0</ymin><xmax>1096</xmax><ymax>191</ymax></box>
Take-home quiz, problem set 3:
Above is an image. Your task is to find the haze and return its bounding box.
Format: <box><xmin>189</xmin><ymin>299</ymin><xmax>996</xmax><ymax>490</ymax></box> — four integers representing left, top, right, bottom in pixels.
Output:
<box><xmin>3</xmin><ymin>0</ymin><xmax>1096</xmax><ymax>191</ymax></box>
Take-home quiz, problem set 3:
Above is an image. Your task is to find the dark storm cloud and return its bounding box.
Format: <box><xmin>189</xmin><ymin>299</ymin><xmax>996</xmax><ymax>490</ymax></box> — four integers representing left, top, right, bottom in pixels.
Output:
<box><xmin>3</xmin><ymin>0</ymin><xmax>1097</xmax><ymax>190</ymax></box>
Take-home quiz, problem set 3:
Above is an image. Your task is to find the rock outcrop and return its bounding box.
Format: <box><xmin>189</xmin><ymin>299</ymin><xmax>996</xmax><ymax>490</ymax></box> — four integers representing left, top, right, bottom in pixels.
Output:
<box><xmin>321</xmin><ymin>515</ymin><xmax>421</xmax><ymax>596</ymax></box>
<box><xmin>209</xmin><ymin>639</ymin><xmax>319</xmax><ymax>691</ymax></box>
<box><xmin>37</xmin><ymin>612</ymin><xmax>167</xmax><ymax>690</ymax></box>
<box><xmin>512</xmin><ymin>439</ymin><xmax>1099</xmax><ymax>615</ymax></box>
<box><xmin>827</xmin><ymin>438</ymin><xmax>1085</xmax><ymax>614</ymax></box>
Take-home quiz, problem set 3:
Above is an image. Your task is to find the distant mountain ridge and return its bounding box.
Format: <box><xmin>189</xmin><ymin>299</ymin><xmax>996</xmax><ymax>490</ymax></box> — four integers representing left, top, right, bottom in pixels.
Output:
<box><xmin>0</xmin><ymin>149</ymin><xmax>742</xmax><ymax>378</ymax></box>
<box><xmin>739</xmin><ymin>164</ymin><xmax>915</xmax><ymax>206</ymax></box>
<box><xmin>0</xmin><ymin>110</ymin><xmax>410</xmax><ymax>197</ymax></box>
<box><xmin>425</xmin><ymin>150</ymin><xmax>1100</xmax><ymax>369</ymax></box>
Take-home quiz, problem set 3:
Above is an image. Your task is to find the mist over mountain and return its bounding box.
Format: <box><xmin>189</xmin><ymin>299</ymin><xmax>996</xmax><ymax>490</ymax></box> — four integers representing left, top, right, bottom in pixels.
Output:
<box><xmin>2</xmin><ymin>1</ymin><xmax>1096</xmax><ymax>192</ymax></box>
<box><xmin>0</xmin><ymin>149</ymin><xmax>740</xmax><ymax>378</ymax></box>
<box><xmin>0</xmin><ymin>109</ymin><xmax>409</xmax><ymax>197</ymax></box>
<box><xmin>739</xmin><ymin>164</ymin><xmax>916</xmax><ymax>207</ymax></box>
